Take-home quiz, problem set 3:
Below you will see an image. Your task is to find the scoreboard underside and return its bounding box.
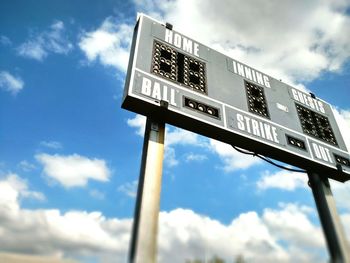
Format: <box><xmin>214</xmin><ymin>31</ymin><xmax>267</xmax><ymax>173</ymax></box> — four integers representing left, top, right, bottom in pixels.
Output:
<box><xmin>122</xmin><ymin>14</ymin><xmax>350</xmax><ymax>182</ymax></box>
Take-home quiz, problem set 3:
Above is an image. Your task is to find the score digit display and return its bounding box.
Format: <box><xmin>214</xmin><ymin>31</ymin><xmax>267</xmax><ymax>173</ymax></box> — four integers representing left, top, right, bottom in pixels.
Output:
<box><xmin>122</xmin><ymin>14</ymin><xmax>350</xmax><ymax>182</ymax></box>
<box><xmin>296</xmin><ymin>103</ymin><xmax>337</xmax><ymax>146</ymax></box>
<box><xmin>151</xmin><ymin>40</ymin><xmax>207</xmax><ymax>94</ymax></box>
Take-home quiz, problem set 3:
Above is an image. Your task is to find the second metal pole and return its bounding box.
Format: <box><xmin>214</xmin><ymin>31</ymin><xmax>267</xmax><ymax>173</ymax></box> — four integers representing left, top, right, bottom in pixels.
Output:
<box><xmin>129</xmin><ymin>118</ymin><xmax>165</xmax><ymax>263</ymax></box>
<box><xmin>308</xmin><ymin>172</ymin><xmax>350</xmax><ymax>263</ymax></box>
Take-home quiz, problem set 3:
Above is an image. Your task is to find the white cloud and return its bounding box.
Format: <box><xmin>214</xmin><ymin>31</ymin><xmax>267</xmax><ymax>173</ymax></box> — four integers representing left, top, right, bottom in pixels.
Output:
<box><xmin>163</xmin><ymin>146</ymin><xmax>179</xmax><ymax>167</ymax></box>
<box><xmin>40</xmin><ymin>140</ymin><xmax>63</xmax><ymax>150</ymax></box>
<box><xmin>18</xmin><ymin>39</ymin><xmax>47</xmax><ymax>60</ymax></box>
<box><xmin>255</xmin><ymin>166</ymin><xmax>350</xmax><ymax>220</ymax></box>
<box><xmin>257</xmin><ymin>170</ymin><xmax>308</xmax><ymax>191</ymax></box>
<box><xmin>135</xmin><ymin>0</ymin><xmax>350</xmax><ymax>84</ymax></box>
<box><xmin>0</xmin><ymin>175</ymin><xmax>330</xmax><ymax>263</ymax></box>
<box><xmin>17</xmin><ymin>20</ymin><xmax>73</xmax><ymax>61</ymax></box>
<box><xmin>0</xmin><ymin>35</ymin><xmax>12</xmax><ymax>46</ymax></box>
<box><xmin>166</xmin><ymin>127</ymin><xmax>207</xmax><ymax>148</ymax></box>
<box><xmin>35</xmin><ymin>153</ymin><xmax>110</xmax><ymax>188</ymax></box>
<box><xmin>209</xmin><ymin>139</ymin><xmax>262</xmax><ymax>171</ymax></box>
<box><xmin>158</xmin><ymin>205</ymin><xmax>326</xmax><ymax>262</ymax></box>
<box><xmin>18</xmin><ymin>160</ymin><xmax>36</xmax><ymax>172</ymax></box>
<box><xmin>0</xmin><ymin>71</ymin><xmax>24</xmax><ymax>95</ymax></box>
<box><xmin>263</xmin><ymin>203</ymin><xmax>324</xmax><ymax>249</ymax></box>
<box><xmin>254</xmin><ymin>167</ymin><xmax>350</xmax><ymax>254</ymax></box>
<box><xmin>0</xmin><ymin>175</ymin><xmax>130</xmax><ymax>263</ymax></box>
<box><xmin>185</xmin><ymin>153</ymin><xmax>207</xmax><ymax>162</ymax></box>
<box><xmin>117</xmin><ymin>180</ymin><xmax>138</xmax><ymax>198</ymax></box>
<box><xmin>165</xmin><ymin>127</ymin><xmax>208</xmax><ymax>167</ymax></box>
<box><xmin>127</xmin><ymin>114</ymin><xmax>146</xmax><ymax>136</ymax></box>
<box><xmin>79</xmin><ymin>17</ymin><xmax>133</xmax><ymax>73</ymax></box>
<box><xmin>0</xmin><ymin>174</ymin><xmax>45</xmax><ymax>205</ymax></box>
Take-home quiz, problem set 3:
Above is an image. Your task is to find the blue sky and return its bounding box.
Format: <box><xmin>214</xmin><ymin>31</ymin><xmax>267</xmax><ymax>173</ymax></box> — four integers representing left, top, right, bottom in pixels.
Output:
<box><xmin>1</xmin><ymin>1</ymin><xmax>350</xmax><ymax>262</ymax></box>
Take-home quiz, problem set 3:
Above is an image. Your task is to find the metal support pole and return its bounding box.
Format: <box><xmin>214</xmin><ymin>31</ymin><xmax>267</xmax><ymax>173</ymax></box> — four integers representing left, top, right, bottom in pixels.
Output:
<box><xmin>129</xmin><ymin>118</ymin><xmax>165</xmax><ymax>263</ymax></box>
<box><xmin>308</xmin><ymin>172</ymin><xmax>350</xmax><ymax>263</ymax></box>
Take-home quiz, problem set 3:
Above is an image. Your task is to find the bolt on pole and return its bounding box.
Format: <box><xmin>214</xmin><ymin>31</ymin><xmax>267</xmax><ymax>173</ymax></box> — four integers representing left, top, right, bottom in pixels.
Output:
<box><xmin>308</xmin><ymin>172</ymin><xmax>350</xmax><ymax>263</ymax></box>
<box><xmin>129</xmin><ymin>118</ymin><xmax>165</xmax><ymax>263</ymax></box>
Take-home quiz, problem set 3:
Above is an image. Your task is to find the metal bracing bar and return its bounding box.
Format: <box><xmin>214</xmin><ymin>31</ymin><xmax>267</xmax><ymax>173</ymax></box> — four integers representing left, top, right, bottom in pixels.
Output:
<box><xmin>308</xmin><ymin>172</ymin><xmax>350</xmax><ymax>263</ymax></box>
<box><xmin>129</xmin><ymin>118</ymin><xmax>165</xmax><ymax>263</ymax></box>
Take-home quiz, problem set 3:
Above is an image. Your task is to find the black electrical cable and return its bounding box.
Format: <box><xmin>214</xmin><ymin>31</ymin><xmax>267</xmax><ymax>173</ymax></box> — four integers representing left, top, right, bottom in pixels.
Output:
<box><xmin>256</xmin><ymin>155</ymin><xmax>307</xmax><ymax>173</ymax></box>
<box><xmin>231</xmin><ymin>145</ymin><xmax>307</xmax><ymax>173</ymax></box>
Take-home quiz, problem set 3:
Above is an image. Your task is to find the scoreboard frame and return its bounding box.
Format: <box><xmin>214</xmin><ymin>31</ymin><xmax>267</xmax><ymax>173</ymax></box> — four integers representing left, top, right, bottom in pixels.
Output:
<box><xmin>122</xmin><ymin>14</ymin><xmax>350</xmax><ymax>182</ymax></box>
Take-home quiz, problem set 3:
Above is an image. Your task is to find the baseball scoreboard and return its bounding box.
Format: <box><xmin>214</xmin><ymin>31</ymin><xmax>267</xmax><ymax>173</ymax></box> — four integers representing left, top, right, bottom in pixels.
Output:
<box><xmin>122</xmin><ymin>14</ymin><xmax>350</xmax><ymax>182</ymax></box>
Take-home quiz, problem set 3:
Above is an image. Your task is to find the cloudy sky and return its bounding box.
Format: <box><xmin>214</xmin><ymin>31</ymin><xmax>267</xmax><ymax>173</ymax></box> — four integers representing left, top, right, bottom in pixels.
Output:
<box><xmin>1</xmin><ymin>0</ymin><xmax>350</xmax><ymax>262</ymax></box>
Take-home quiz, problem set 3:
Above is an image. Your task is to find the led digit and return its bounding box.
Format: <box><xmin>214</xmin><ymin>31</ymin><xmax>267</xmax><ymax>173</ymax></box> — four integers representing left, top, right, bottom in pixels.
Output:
<box><xmin>245</xmin><ymin>81</ymin><xmax>270</xmax><ymax>119</ymax></box>
<box><xmin>296</xmin><ymin>103</ymin><xmax>338</xmax><ymax>146</ymax></box>
<box><xmin>152</xmin><ymin>40</ymin><xmax>207</xmax><ymax>94</ymax></box>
